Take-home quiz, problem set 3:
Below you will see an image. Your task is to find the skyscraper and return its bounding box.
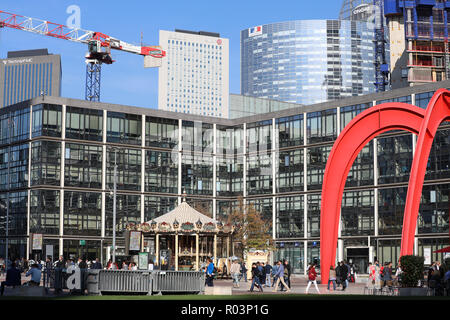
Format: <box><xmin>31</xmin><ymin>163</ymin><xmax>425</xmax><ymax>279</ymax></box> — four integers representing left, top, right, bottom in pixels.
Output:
<box><xmin>0</xmin><ymin>49</ymin><xmax>62</xmax><ymax>109</ymax></box>
<box><xmin>241</xmin><ymin>20</ymin><xmax>376</xmax><ymax>105</ymax></box>
<box><xmin>158</xmin><ymin>30</ymin><xmax>229</xmax><ymax>118</ymax></box>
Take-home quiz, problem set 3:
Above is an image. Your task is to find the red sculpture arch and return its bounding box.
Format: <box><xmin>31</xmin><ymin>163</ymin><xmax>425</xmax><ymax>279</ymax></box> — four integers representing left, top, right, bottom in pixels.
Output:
<box><xmin>401</xmin><ymin>89</ymin><xmax>450</xmax><ymax>255</ymax></box>
<box><xmin>319</xmin><ymin>103</ymin><xmax>426</xmax><ymax>283</ymax></box>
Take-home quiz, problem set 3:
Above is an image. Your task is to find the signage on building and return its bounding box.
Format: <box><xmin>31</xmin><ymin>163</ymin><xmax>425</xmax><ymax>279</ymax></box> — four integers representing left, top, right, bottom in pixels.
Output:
<box><xmin>129</xmin><ymin>231</ymin><xmax>142</xmax><ymax>251</ymax></box>
<box><xmin>424</xmin><ymin>247</ymin><xmax>431</xmax><ymax>265</ymax></box>
<box><xmin>248</xmin><ymin>26</ymin><xmax>263</xmax><ymax>37</ymax></box>
<box><xmin>1</xmin><ymin>58</ymin><xmax>33</xmax><ymax>65</ymax></box>
<box><xmin>138</xmin><ymin>252</ymin><xmax>149</xmax><ymax>270</ymax></box>
<box><xmin>32</xmin><ymin>233</ymin><xmax>43</xmax><ymax>250</ymax></box>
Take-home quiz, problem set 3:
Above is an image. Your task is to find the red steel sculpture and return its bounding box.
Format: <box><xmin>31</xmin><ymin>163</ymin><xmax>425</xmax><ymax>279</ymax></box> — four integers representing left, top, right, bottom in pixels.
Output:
<box><xmin>319</xmin><ymin>89</ymin><xmax>450</xmax><ymax>283</ymax></box>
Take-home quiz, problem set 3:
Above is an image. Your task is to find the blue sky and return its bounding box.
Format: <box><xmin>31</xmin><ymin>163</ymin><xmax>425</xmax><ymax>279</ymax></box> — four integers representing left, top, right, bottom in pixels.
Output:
<box><xmin>0</xmin><ymin>0</ymin><xmax>342</xmax><ymax>109</ymax></box>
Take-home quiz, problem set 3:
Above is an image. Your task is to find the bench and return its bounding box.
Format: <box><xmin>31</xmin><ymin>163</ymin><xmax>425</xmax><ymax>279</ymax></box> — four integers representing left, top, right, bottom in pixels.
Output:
<box><xmin>3</xmin><ymin>285</ymin><xmax>47</xmax><ymax>297</ymax></box>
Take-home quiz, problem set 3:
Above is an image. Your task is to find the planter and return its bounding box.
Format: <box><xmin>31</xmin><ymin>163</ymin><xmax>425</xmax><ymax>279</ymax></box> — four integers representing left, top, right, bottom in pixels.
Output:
<box><xmin>399</xmin><ymin>287</ymin><xmax>428</xmax><ymax>296</ymax></box>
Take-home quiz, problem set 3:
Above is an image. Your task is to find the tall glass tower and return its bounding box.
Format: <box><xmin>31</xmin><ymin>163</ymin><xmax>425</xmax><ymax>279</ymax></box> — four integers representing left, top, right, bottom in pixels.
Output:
<box><xmin>0</xmin><ymin>49</ymin><xmax>62</xmax><ymax>109</ymax></box>
<box><xmin>241</xmin><ymin>20</ymin><xmax>376</xmax><ymax>105</ymax></box>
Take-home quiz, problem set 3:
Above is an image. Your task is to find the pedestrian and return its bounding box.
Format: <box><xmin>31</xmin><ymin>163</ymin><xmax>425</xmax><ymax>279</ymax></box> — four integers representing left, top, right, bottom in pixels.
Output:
<box><xmin>305</xmin><ymin>263</ymin><xmax>320</xmax><ymax>294</ymax></box>
<box><xmin>0</xmin><ymin>262</ymin><xmax>21</xmax><ymax>295</ymax></box>
<box><xmin>54</xmin><ymin>255</ymin><xmax>65</xmax><ymax>294</ymax></box>
<box><xmin>271</xmin><ymin>262</ymin><xmax>279</xmax><ymax>287</ymax></box>
<box><xmin>335</xmin><ymin>263</ymin><xmax>341</xmax><ymax>288</ymax></box>
<box><xmin>148</xmin><ymin>259</ymin><xmax>154</xmax><ymax>271</ymax></box>
<box><xmin>230</xmin><ymin>259</ymin><xmax>241</xmax><ymax>288</ymax></box>
<box><xmin>381</xmin><ymin>262</ymin><xmax>393</xmax><ymax>288</ymax></box>
<box><xmin>327</xmin><ymin>265</ymin><xmax>337</xmax><ymax>291</ymax></box>
<box><xmin>374</xmin><ymin>260</ymin><xmax>382</xmax><ymax>289</ymax></box>
<box><xmin>257</xmin><ymin>262</ymin><xmax>265</xmax><ymax>286</ymax></box>
<box><xmin>92</xmin><ymin>258</ymin><xmax>102</xmax><ymax>269</ymax></box>
<box><xmin>394</xmin><ymin>261</ymin><xmax>402</xmax><ymax>286</ymax></box>
<box><xmin>249</xmin><ymin>263</ymin><xmax>263</xmax><ymax>292</ymax></box>
<box><xmin>240</xmin><ymin>262</ymin><xmax>247</xmax><ymax>282</ymax></box>
<box><xmin>25</xmin><ymin>263</ymin><xmax>42</xmax><ymax>286</ymax></box>
<box><xmin>44</xmin><ymin>256</ymin><xmax>52</xmax><ymax>287</ymax></box>
<box><xmin>122</xmin><ymin>261</ymin><xmax>128</xmax><ymax>270</ymax></box>
<box><xmin>338</xmin><ymin>261</ymin><xmax>348</xmax><ymax>291</ymax></box>
<box><xmin>264</xmin><ymin>261</ymin><xmax>272</xmax><ymax>287</ymax></box>
<box><xmin>205</xmin><ymin>257</ymin><xmax>215</xmax><ymax>287</ymax></box>
<box><xmin>283</xmin><ymin>260</ymin><xmax>291</xmax><ymax>289</ymax></box>
<box><xmin>131</xmin><ymin>262</ymin><xmax>138</xmax><ymax>271</ymax></box>
<box><xmin>344</xmin><ymin>260</ymin><xmax>351</xmax><ymax>288</ymax></box>
<box><xmin>367</xmin><ymin>262</ymin><xmax>376</xmax><ymax>289</ymax></box>
<box><xmin>444</xmin><ymin>268</ymin><xmax>450</xmax><ymax>296</ymax></box>
<box><xmin>272</xmin><ymin>260</ymin><xmax>290</xmax><ymax>293</ymax></box>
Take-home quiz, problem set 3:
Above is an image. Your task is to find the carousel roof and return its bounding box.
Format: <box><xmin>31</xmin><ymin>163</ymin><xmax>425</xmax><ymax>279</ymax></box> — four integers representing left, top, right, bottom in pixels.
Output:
<box><xmin>149</xmin><ymin>200</ymin><xmax>218</xmax><ymax>225</ymax></box>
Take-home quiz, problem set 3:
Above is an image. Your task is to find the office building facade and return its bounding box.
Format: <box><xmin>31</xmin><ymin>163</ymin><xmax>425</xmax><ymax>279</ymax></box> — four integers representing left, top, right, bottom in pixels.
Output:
<box><xmin>158</xmin><ymin>30</ymin><xmax>229</xmax><ymax>118</ymax></box>
<box><xmin>0</xmin><ymin>80</ymin><xmax>449</xmax><ymax>274</ymax></box>
<box><xmin>241</xmin><ymin>20</ymin><xmax>377</xmax><ymax>105</ymax></box>
<box><xmin>0</xmin><ymin>49</ymin><xmax>62</xmax><ymax>109</ymax></box>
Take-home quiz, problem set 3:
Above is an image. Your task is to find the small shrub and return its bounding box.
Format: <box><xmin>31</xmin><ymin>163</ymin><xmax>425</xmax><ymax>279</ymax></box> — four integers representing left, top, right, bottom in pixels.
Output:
<box><xmin>399</xmin><ymin>255</ymin><xmax>424</xmax><ymax>287</ymax></box>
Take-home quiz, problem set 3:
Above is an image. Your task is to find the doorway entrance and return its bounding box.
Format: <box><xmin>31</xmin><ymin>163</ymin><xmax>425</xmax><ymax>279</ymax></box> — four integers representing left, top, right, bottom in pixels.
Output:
<box><xmin>346</xmin><ymin>247</ymin><xmax>369</xmax><ymax>275</ymax></box>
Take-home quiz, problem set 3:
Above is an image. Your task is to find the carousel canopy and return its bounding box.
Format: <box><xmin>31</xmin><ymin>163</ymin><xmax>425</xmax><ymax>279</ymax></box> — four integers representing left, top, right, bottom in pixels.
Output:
<box><xmin>130</xmin><ymin>199</ymin><xmax>233</xmax><ymax>234</ymax></box>
<box><xmin>151</xmin><ymin>200</ymin><xmax>217</xmax><ymax>226</ymax></box>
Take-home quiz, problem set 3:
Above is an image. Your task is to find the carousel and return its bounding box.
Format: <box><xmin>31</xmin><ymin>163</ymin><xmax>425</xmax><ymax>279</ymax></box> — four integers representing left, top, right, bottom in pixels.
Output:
<box><xmin>127</xmin><ymin>197</ymin><xmax>234</xmax><ymax>271</ymax></box>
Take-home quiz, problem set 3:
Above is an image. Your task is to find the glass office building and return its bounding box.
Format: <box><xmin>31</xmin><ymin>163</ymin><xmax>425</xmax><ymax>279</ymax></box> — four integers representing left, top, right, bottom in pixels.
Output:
<box><xmin>1</xmin><ymin>80</ymin><xmax>449</xmax><ymax>274</ymax></box>
<box><xmin>0</xmin><ymin>49</ymin><xmax>62</xmax><ymax>109</ymax></box>
<box><xmin>241</xmin><ymin>20</ymin><xmax>377</xmax><ymax>105</ymax></box>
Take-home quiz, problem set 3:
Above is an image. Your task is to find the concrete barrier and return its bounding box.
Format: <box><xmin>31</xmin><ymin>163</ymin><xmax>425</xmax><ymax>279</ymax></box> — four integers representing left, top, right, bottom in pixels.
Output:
<box><xmin>204</xmin><ymin>286</ymin><xmax>232</xmax><ymax>295</ymax></box>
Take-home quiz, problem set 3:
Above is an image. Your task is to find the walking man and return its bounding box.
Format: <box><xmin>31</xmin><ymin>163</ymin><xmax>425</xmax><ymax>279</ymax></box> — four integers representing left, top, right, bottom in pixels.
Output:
<box><xmin>230</xmin><ymin>259</ymin><xmax>241</xmax><ymax>288</ymax></box>
<box><xmin>264</xmin><ymin>261</ymin><xmax>272</xmax><ymax>287</ymax></box>
<box><xmin>272</xmin><ymin>260</ymin><xmax>291</xmax><ymax>293</ymax></box>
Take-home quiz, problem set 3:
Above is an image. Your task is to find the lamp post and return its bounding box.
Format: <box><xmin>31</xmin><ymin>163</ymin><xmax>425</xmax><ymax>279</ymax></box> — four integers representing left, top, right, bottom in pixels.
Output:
<box><xmin>112</xmin><ymin>148</ymin><xmax>117</xmax><ymax>264</ymax></box>
<box><xmin>5</xmin><ymin>118</ymin><xmax>15</xmax><ymax>272</ymax></box>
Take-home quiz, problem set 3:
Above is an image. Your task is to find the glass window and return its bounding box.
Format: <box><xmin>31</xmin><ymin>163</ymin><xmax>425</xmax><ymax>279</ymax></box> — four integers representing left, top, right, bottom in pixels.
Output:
<box><xmin>66</xmin><ymin>106</ymin><xmax>103</xmax><ymax>141</ymax></box>
<box><xmin>247</xmin><ymin>120</ymin><xmax>272</xmax><ymax>153</ymax></box>
<box><xmin>31</xmin><ymin>140</ymin><xmax>61</xmax><ymax>186</ymax></box>
<box><xmin>145</xmin><ymin>150</ymin><xmax>178</xmax><ymax>194</ymax></box>
<box><xmin>217</xmin><ymin>125</ymin><xmax>244</xmax><ymax>156</ymax></box>
<box><xmin>105</xmin><ymin>194</ymin><xmax>140</xmax><ymax>237</ymax></box>
<box><xmin>30</xmin><ymin>189</ymin><xmax>60</xmax><ymax>235</ymax></box>
<box><xmin>418</xmin><ymin>184</ymin><xmax>450</xmax><ymax>234</ymax></box>
<box><xmin>378</xmin><ymin>187</ymin><xmax>407</xmax><ymax>236</ymax></box>
<box><xmin>144</xmin><ymin>196</ymin><xmax>178</xmax><ymax>221</ymax></box>
<box><xmin>274</xmin><ymin>242</ymin><xmax>305</xmax><ymax>274</ymax></box>
<box><xmin>65</xmin><ymin>143</ymin><xmax>102</xmax><ymax>189</ymax></box>
<box><xmin>340</xmin><ymin>103</ymin><xmax>371</xmax><ymax>129</ymax></box>
<box><xmin>182</xmin><ymin>121</ymin><xmax>213</xmax><ymax>153</ymax></box>
<box><xmin>377</xmin><ymin>134</ymin><xmax>413</xmax><ymax>185</ymax></box>
<box><xmin>32</xmin><ymin>104</ymin><xmax>62</xmax><ymax>138</ymax></box>
<box><xmin>341</xmin><ymin>190</ymin><xmax>374</xmax><ymax>236</ymax></box>
<box><xmin>64</xmin><ymin>191</ymin><xmax>101</xmax><ymax>236</ymax></box>
<box><xmin>247</xmin><ymin>153</ymin><xmax>272</xmax><ymax>195</ymax></box>
<box><xmin>276</xmin><ymin>196</ymin><xmax>304</xmax><ymax>238</ymax></box>
<box><xmin>276</xmin><ymin>115</ymin><xmax>303</xmax><ymax>148</ymax></box>
<box><xmin>146</xmin><ymin>117</ymin><xmax>178</xmax><ymax>149</ymax></box>
<box><xmin>107</xmin><ymin>112</ymin><xmax>142</xmax><ymax>145</ymax></box>
<box><xmin>307</xmin><ymin>109</ymin><xmax>337</xmax><ymax>144</ymax></box>
<box><xmin>106</xmin><ymin>147</ymin><xmax>141</xmax><ymax>191</ymax></box>
<box><xmin>277</xmin><ymin>149</ymin><xmax>303</xmax><ymax>193</ymax></box>
<box><xmin>346</xmin><ymin>141</ymin><xmax>374</xmax><ymax>187</ymax></box>
<box><xmin>415</xmin><ymin>91</ymin><xmax>434</xmax><ymax>109</ymax></box>
<box><xmin>426</xmin><ymin>129</ymin><xmax>450</xmax><ymax>180</ymax></box>
<box><xmin>0</xmin><ymin>191</ymin><xmax>27</xmax><ymax>236</ymax></box>
<box><xmin>216</xmin><ymin>156</ymin><xmax>243</xmax><ymax>197</ymax></box>
<box><xmin>307</xmin><ymin>145</ymin><xmax>332</xmax><ymax>190</ymax></box>
<box><xmin>182</xmin><ymin>152</ymin><xmax>213</xmax><ymax>195</ymax></box>
<box><xmin>307</xmin><ymin>194</ymin><xmax>321</xmax><ymax>238</ymax></box>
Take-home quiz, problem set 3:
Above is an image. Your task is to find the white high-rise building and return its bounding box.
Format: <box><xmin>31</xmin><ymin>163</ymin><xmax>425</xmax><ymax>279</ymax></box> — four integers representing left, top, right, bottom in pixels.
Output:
<box><xmin>158</xmin><ymin>29</ymin><xmax>229</xmax><ymax>118</ymax></box>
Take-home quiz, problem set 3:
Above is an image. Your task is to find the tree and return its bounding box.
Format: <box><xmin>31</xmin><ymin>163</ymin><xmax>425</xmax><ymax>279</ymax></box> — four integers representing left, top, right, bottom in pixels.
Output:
<box><xmin>226</xmin><ymin>197</ymin><xmax>273</xmax><ymax>256</ymax></box>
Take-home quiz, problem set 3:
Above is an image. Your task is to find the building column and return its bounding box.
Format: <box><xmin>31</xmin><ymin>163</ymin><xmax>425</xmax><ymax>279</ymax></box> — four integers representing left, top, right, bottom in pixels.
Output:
<box><xmin>213</xmin><ymin>124</ymin><xmax>217</xmax><ymax>220</ymax></box>
<box><xmin>178</xmin><ymin>119</ymin><xmax>182</xmax><ymax>204</ymax></box>
<box><xmin>196</xmin><ymin>233</ymin><xmax>199</xmax><ymax>271</ymax></box>
<box><xmin>141</xmin><ymin>115</ymin><xmax>146</xmax><ymax>224</ymax></box>
<box><xmin>226</xmin><ymin>235</ymin><xmax>230</xmax><ymax>259</ymax></box>
<box><xmin>155</xmin><ymin>234</ymin><xmax>160</xmax><ymax>266</ymax></box>
<box><xmin>175</xmin><ymin>233</ymin><xmax>179</xmax><ymax>271</ymax></box>
<box><xmin>60</xmin><ymin>105</ymin><xmax>66</xmax><ymax>247</ymax></box>
<box><xmin>213</xmin><ymin>234</ymin><xmax>217</xmax><ymax>265</ymax></box>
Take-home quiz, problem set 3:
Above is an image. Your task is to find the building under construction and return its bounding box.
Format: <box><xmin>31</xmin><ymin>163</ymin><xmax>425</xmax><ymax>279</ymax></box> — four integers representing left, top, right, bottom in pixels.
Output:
<box><xmin>385</xmin><ymin>0</ymin><xmax>450</xmax><ymax>88</ymax></box>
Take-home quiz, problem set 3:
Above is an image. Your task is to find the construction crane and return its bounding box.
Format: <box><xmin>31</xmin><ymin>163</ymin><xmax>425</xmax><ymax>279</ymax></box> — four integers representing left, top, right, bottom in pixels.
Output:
<box><xmin>373</xmin><ymin>0</ymin><xmax>389</xmax><ymax>92</ymax></box>
<box><xmin>0</xmin><ymin>9</ymin><xmax>166</xmax><ymax>101</ymax></box>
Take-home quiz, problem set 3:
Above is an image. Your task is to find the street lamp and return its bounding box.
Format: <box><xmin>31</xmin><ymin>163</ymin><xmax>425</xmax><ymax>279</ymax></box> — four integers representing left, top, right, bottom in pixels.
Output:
<box><xmin>111</xmin><ymin>148</ymin><xmax>118</xmax><ymax>264</ymax></box>
<box><xmin>5</xmin><ymin>118</ymin><xmax>15</xmax><ymax>272</ymax></box>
